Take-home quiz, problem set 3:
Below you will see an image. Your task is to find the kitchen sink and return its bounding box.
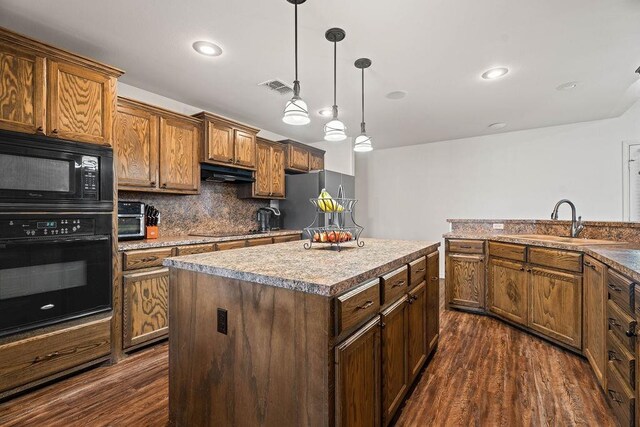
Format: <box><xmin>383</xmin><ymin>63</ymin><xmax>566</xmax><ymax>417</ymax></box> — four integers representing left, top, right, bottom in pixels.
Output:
<box><xmin>502</xmin><ymin>234</ymin><xmax>620</xmax><ymax>246</ymax></box>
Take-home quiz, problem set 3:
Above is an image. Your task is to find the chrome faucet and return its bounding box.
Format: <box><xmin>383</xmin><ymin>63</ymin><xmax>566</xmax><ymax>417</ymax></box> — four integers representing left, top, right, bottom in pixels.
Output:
<box><xmin>550</xmin><ymin>199</ymin><xmax>584</xmax><ymax>238</ymax></box>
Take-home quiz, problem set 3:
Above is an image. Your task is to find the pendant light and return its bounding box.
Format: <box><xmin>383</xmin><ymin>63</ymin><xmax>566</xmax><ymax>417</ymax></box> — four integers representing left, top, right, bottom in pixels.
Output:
<box><xmin>354</xmin><ymin>58</ymin><xmax>373</xmax><ymax>152</ymax></box>
<box><xmin>323</xmin><ymin>28</ymin><xmax>347</xmax><ymax>142</ymax></box>
<box><xmin>282</xmin><ymin>0</ymin><xmax>310</xmax><ymax>126</ymax></box>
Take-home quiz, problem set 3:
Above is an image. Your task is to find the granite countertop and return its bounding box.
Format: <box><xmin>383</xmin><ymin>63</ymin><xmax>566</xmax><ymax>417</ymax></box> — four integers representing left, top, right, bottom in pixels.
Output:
<box><xmin>118</xmin><ymin>230</ymin><xmax>302</xmax><ymax>251</ymax></box>
<box><xmin>443</xmin><ymin>232</ymin><xmax>640</xmax><ymax>284</ymax></box>
<box><xmin>163</xmin><ymin>238</ymin><xmax>440</xmax><ymax>297</ymax></box>
<box><xmin>447</xmin><ymin>219</ymin><xmax>640</xmax><ymax>227</ymax></box>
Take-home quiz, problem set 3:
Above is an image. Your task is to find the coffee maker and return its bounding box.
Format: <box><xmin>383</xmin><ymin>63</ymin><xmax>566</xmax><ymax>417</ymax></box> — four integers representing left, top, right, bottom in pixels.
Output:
<box><xmin>257</xmin><ymin>207</ymin><xmax>281</xmax><ymax>232</ymax></box>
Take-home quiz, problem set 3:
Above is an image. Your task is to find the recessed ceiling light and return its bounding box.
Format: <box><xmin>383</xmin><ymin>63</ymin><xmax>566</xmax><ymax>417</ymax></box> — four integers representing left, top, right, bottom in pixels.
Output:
<box><xmin>556</xmin><ymin>81</ymin><xmax>579</xmax><ymax>91</ymax></box>
<box><xmin>318</xmin><ymin>108</ymin><xmax>333</xmax><ymax>117</ymax></box>
<box><xmin>192</xmin><ymin>41</ymin><xmax>223</xmax><ymax>57</ymax></box>
<box><xmin>488</xmin><ymin>122</ymin><xmax>507</xmax><ymax>130</ymax></box>
<box><xmin>481</xmin><ymin>67</ymin><xmax>509</xmax><ymax>80</ymax></box>
<box><xmin>386</xmin><ymin>90</ymin><xmax>407</xmax><ymax>100</ymax></box>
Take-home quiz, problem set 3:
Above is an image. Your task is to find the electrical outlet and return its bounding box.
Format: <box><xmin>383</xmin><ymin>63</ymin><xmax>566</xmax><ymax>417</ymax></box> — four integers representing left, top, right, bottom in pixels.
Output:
<box><xmin>492</xmin><ymin>223</ymin><xmax>505</xmax><ymax>230</ymax></box>
<box><xmin>217</xmin><ymin>308</ymin><xmax>228</xmax><ymax>335</ymax></box>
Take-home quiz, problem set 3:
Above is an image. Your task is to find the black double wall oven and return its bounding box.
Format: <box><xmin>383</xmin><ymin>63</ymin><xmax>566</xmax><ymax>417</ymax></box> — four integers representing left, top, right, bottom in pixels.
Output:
<box><xmin>0</xmin><ymin>131</ymin><xmax>113</xmax><ymax>337</ymax></box>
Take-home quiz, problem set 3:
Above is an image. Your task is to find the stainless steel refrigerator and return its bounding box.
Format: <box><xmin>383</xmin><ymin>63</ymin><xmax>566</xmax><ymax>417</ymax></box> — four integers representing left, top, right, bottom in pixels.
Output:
<box><xmin>280</xmin><ymin>170</ymin><xmax>356</xmax><ymax>230</ymax></box>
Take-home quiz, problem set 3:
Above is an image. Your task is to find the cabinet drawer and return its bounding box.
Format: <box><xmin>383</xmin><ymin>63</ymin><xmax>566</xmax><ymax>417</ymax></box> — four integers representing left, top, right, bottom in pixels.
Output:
<box><xmin>607</xmin><ymin>330</ymin><xmax>636</xmax><ymax>389</ymax></box>
<box><xmin>608</xmin><ymin>269</ymin><xmax>635</xmax><ymax>317</ymax></box>
<box><xmin>0</xmin><ymin>317</ymin><xmax>111</xmax><ymax>393</ymax></box>
<box><xmin>608</xmin><ymin>300</ymin><xmax>637</xmax><ymax>354</ymax></box>
<box><xmin>409</xmin><ymin>257</ymin><xmax>427</xmax><ymax>288</ymax></box>
<box><xmin>448</xmin><ymin>239</ymin><xmax>484</xmax><ymax>254</ymax></box>
<box><xmin>273</xmin><ymin>234</ymin><xmax>300</xmax><ymax>244</ymax></box>
<box><xmin>607</xmin><ymin>363</ymin><xmax>635</xmax><ymax>427</ymax></box>
<box><xmin>488</xmin><ymin>242</ymin><xmax>526</xmax><ymax>262</ymax></box>
<box><xmin>246</xmin><ymin>237</ymin><xmax>273</xmax><ymax>247</ymax></box>
<box><xmin>174</xmin><ymin>243</ymin><xmax>216</xmax><ymax>256</ymax></box>
<box><xmin>381</xmin><ymin>266</ymin><xmax>409</xmax><ymax>305</ymax></box>
<box><xmin>123</xmin><ymin>247</ymin><xmax>174</xmax><ymax>270</ymax></box>
<box><xmin>216</xmin><ymin>240</ymin><xmax>246</xmax><ymax>251</ymax></box>
<box><xmin>527</xmin><ymin>247</ymin><xmax>582</xmax><ymax>273</ymax></box>
<box><xmin>335</xmin><ymin>279</ymin><xmax>381</xmax><ymax>336</ymax></box>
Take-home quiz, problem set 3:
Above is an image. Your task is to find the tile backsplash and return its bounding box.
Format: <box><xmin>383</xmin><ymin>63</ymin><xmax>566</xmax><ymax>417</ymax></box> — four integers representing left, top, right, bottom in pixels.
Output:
<box><xmin>119</xmin><ymin>182</ymin><xmax>268</xmax><ymax>237</ymax></box>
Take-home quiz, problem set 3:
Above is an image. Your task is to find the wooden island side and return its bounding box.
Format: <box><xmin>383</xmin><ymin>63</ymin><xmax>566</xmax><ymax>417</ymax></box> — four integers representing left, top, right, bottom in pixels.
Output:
<box><xmin>164</xmin><ymin>238</ymin><xmax>440</xmax><ymax>427</ymax></box>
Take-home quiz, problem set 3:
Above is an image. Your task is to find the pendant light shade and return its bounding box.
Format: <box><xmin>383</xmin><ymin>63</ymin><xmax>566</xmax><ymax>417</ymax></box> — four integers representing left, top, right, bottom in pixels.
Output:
<box><xmin>283</xmin><ymin>0</ymin><xmax>309</xmax><ymax>126</ymax></box>
<box><xmin>353</xmin><ymin>58</ymin><xmax>373</xmax><ymax>152</ymax></box>
<box><xmin>324</xmin><ymin>28</ymin><xmax>347</xmax><ymax>142</ymax></box>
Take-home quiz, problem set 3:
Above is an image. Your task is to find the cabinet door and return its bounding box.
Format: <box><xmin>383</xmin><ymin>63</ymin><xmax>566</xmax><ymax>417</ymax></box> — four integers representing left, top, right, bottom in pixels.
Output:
<box><xmin>426</xmin><ymin>251</ymin><xmax>440</xmax><ymax>354</ymax></box>
<box><xmin>159</xmin><ymin>117</ymin><xmax>199</xmax><ymax>192</ymax></box>
<box><xmin>254</xmin><ymin>140</ymin><xmax>271</xmax><ymax>196</ymax></box>
<box><xmin>335</xmin><ymin>317</ymin><xmax>381</xmax><ymax>427</ymax></box>
<box><xmin>233</xmin><ymin>129</ymin><xmax>256</xmax><ymax>169</ymax></box>
<box><xmin>0</xmin><ymin>45</ymin><xmax>45</xmax><ymax>134</ymax></box>
<box><xmin>270</xmin><ymin>144</ymin><xmax>286</xmax><ymax>198</ymax></box>
<box><xmin>408</xmin><ymin>281</ymin><xmax>427</xmax><ymax>382</ymax></box>
<box><xmin>488</xmin><ymin>258</ymin><xmax>528</xmax><ymax>326</ymax></box>
<box><xmin>381</xmin><ymin>297</ymin><xmax>409</xmax><ymax>426</ymax></box>
<box><xmin>446</xmin><ymin>253</ymin><xmax>484</xmax><ymax>309</ymax></box>
<box><xmin>123</xmin><ymin>267</ymin><xmax>169</xmax><ymax>349</ymax></box>
<box><xmin>205</xmin><ymin>121</ymin><xmax>234</xmax><ymax>164</ymax></box>
<box><xmin>309</xmin><ymin>152</ymin><xmax>324</xmax><ymax>171</ymax></box>
<box><xmin>288</xmin><ymin>144</ymin><xmax>309</xmax><ymax>171</ymax></box>
<box><xmin>48</xmin><ymin>60</ymin><xmax>115</xmax><ymax>145</ymax></box>
<box><xmin>583</xmin><ymin>256</ymin><xmax>606</xmax><ymax>387</ymax></box>
<box><xmin>114</xmin><ymin>103</ymin><xmax>158</xmax><ymax>189</ymax></box>
<box><xmin>529</xmin><ymin>266</ymin><xmax>582</xmax><ymax>350</ymax></box>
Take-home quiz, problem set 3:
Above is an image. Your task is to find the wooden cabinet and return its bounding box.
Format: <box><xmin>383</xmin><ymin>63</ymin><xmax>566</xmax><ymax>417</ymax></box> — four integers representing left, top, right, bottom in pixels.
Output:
<box><xmin>122</xmin><ymin>268</ymin><xmax>169</xmax><ymax>349</ymax></box>
<box><xmin>195</xmin><ymin>112</ymin><xmax>258</xmax><ymax>170</ymax></box>
<box><xmin>240</xmin><ymin>138</ymin><xmax>286</xmax><ymax>199</ymax></box>
<box><xmin>0</xmin><ymin>28</ymin><xmax>122</xmax><ymax>144</ymax></box>
<box><xmin>115</xmin><ymin>98</ymin><xmax>201</xmax><ymax>194</ymax></box>
<box><xmin>408</xmin><ymin>281</ymin><xmax>427</xmax><ymax>382</ymax></box>
<box><xmin>335</xmin><ymin>317</ymin><xmax>381</xmax><ymax>427</ymax></box>
<box><xmin>114</xmin><ymin>100</ymin><xmax>158</xmax><ymax>189</ymax></box>
<box><xmin>381</xmin><ymin>296</ymin><xmax>409</xmax><ymax>426</ymax></box>
<box><xmin>0</xmin><ymin>44</ymin><xmax>45</xmax><ymax>134</ymax></box>
<box><xmin>584</xmin><ymin>256</ymin><xmax>607</xmax><ymax>387</ymax></box>
<box><xmin>280</xmin><ymin>139</ymin><xmax>326</xmax><ymax>173</ymax></box>
<box><xmin>159</xmin><ymin>116</ymin><xmax>200</xmax><ymax>192</ymax></box>
<box><xmin>488</xmin><ymin>258</ymin><xmax>529</xmax><ymax>326</ymax></box>
<box><xmin>529</xmin><ymin>266</ymin><xmax>582</xmax><ymax>350</ymax></box>
<box><xmin>426</xmin><ymin>251</ymin><xmax>440</xmax><ymax>354</ymax></box>
<box><xmin>446</xmin><ymin>253</ymin><xmax>485</xmax><ymax>310</ymax></box>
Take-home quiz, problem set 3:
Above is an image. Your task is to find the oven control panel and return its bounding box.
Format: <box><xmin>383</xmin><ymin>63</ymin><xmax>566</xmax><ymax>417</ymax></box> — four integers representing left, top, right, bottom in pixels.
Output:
<box><xmin>0</xmin><ymin>218</ymin><xmax>96</xmax><ymax>239</ymax></box>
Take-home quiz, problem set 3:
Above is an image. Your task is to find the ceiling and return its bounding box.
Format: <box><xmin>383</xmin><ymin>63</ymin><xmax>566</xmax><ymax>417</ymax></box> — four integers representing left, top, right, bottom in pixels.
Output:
<box><xmin>2</xmin><ymin>0</ymin><xmax>640</xmax><ymax>149</ymax></box>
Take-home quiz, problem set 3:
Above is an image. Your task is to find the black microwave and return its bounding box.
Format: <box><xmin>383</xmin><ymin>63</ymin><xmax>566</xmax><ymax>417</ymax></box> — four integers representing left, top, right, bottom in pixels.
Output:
<box><xmin>0</xmin><ymin>130</ymin><xmax>113</xmax><ymax>212</ymax></box>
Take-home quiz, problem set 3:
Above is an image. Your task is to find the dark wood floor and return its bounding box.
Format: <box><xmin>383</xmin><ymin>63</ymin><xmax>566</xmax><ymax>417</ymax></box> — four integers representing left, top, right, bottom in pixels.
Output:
<box><xmin>0</xmin><ymin>284</ymin><xmax>615</xmax><ymax>427</ymax></box>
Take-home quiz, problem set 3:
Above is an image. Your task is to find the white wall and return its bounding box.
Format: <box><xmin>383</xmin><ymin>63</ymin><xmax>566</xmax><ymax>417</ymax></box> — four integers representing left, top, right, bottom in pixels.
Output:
<box><xmin>355</xmin><ymin>101</ymin><xmax>640</xmax><ymax>275</ymax></box>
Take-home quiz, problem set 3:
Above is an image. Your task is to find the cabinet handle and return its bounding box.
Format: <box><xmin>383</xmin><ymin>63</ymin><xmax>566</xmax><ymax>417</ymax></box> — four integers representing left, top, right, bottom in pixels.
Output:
<box><xmin>520</xmin><ymin>267</ymin><xmax>525</xmax><ymax>272</ymax></box>
<box><xmin>416</xmin><ymin>268</ymin><xmax>426</xmax><ymax>273</ymax></box>
<box><xmin>36</xmin><ymin>126</ymin><xmax>44</xmax><ymax>134</ymax></box>
<box><xmin>392</xmin><ymin>280</ymin><xmax>406</xmax><ymax>288</ymax></box>
<box><xmin>608</xmin><ymin>390</ymin><xmax>622</xmax><ymax>404</ymax></box>
<box><xmin>526</xmin><ymin>268</ymin><xmax>532</xmax><ymax>273</ymax></box>
<box><xmin>608</xmin><ymin>350</ymin><xmax>621</xmax><ymax>361</ymax></box>
<box><xmin>459</xmin><ymin>245</ymin><xmax>472</xmax><ymax>249</ymax></box>
<box><xmin>584</xmin><ymin>261</ymin><xmax>596</xmax><ymax>270</ymax></box>
<box><xmin>380</xmin><ymin>321</ymin><xmax>386</xmax><ymax>329</ymax></box>
<box><xmin>150</xmin><ymin>181</ymin><xmax>156</xmax><ymax>186</ymax></box>
<box><xmin>142</xmin><ymin>256</ymin><xmax>158</xmax><ymax>262</ymax></box>
<box><xmin>356</xmin><ymin>301</ymin><xmax>374</xmax><ymax>310</ymax></box>
<box><xmin>608</xmin><ymin>283</ymin><xmax>621</xmax><ymax>293</ymax></box>
<box><xmin>51</xmin><ymin>128</ymin><xmax>58</xmax><ymax>134</ymax></box>
<box><xmin>431</xmin><ymin>276</ymin><xmax>439</xmax><ymax>281</ymax></box>
<box><xmin>161</xmin><ymin>183</ymin><xmax>167</xmax><ymax>188</ymax></box>
<box><xmin>608</xmin><ymin>318</ymin><xmax>621</xmax><ymax>327</ymax></box>
<box><xmin>626</xmin><ymin>327</ymin><xmax>637</xmax><ymax>337</ymax></box>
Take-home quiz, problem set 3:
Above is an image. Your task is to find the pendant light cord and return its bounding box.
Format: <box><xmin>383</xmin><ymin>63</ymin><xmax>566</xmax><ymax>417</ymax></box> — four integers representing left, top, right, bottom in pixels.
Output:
<box><xmin>294</xmin><ymin>3</ymin><xmax>298</xmax><ymax>82</ymax></box>
<box><xmin>361</xmin><ymin>68</ymin><xmax>365</xmax><ymax>125</ymax></box>
<box><xmin>333</xmin><ymin>41</ymin><xmax>337</xmax><ymax>108</ymax></box>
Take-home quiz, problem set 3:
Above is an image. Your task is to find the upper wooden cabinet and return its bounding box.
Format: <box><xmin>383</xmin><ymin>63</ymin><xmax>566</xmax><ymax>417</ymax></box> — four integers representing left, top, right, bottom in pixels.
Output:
<box><xmin>239</xmin><ymin>138</ymin><xmax>286</xmax><ymax>200</ymax></box>
<box><xmin>115</xmin><ymin>97</ymin><xmax>200</xmax><ymax>194</ymax></box>
<box><xmin>280</xmin><ymin>139</ymin><xmax>325</xmax><ymax>173</ymax></box>
<box><xmin>0</xmin><ymin>28</ymin><xmax>122</xmax><ymax>145</ymax></box>
<box><xmin>194</xmin><ymin>112</ymin><xmax>258</xmax><ymax>170</ymax></box>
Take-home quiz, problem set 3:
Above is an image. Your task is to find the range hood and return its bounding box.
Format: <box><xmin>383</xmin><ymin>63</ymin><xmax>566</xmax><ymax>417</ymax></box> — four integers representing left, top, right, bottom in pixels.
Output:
<box><xmin>200</xmin><ymin>164</ymin><xmax>255</xmax><ymax>183</ymax></box>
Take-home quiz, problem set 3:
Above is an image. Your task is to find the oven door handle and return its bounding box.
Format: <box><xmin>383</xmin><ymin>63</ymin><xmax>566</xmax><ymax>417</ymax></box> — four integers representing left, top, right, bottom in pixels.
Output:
<box><xmin>0</xmin><ymin>235</ymin><xmax>110</xmax><ymax>246</ymax></box>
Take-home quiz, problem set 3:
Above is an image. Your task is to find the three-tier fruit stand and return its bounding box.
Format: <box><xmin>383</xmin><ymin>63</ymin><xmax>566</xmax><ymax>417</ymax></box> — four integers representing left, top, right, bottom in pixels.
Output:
<box><xmin>304</xmin><ymin>186</ymin><xmax>364</xmax><ymax>251</ymax></box>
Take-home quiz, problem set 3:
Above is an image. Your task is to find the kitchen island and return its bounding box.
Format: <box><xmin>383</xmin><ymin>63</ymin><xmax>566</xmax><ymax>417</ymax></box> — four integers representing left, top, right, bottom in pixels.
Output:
<box><xmin>164</xmin><ymin>238</ymin><xmax>440</xmax><ymax>427</ymax></box>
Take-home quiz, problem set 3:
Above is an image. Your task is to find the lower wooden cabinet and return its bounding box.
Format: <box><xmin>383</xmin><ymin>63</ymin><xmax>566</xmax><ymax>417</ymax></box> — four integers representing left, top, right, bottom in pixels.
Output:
<box><xmin>335</xmin><ymin>317</ymin><xmax>381</xmax><ymax>427</ymax></box>
<box><xmin>408</xmin><ymin>281</ymin><xmax>427</xmax><ymax>381</ymax></box>
<box><xmin>122</xmin><ymin>267</ymin><xmax>169</xmax><ymax>349</ymax></box>
<box><xmin>446</xmin><ymin>253</ymin><xmax>485</xmax><ymax>310</ymax></box>
<box><xmin>488</xmin><ymin>258</ymin><xmax>528</xmax><ymax>326</ymax></box>
<box><xmin>583</xmin><ymin>255</ymin><xmax>607</xmax><ymax>387</ymax></box>
<box><xmin>381</xmin><ymin>296</ymin><xmax>409</xmax><ymax>426</ymax></box>
<box><xmin>426</xmin><ymin>251</ymin><xmax>440</xmax><ymax>354</ymax></box>
<box><xmin>529</xmin><ymin>266</ymin><xmax>582</xmax><ymax>350</ymax></box>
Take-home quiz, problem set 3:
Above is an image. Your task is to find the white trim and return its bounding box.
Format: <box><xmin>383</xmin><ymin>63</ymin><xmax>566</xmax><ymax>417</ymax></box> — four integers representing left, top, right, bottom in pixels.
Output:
<box><xmin>623</xmin><ymin>141</ymin><xmax>640</xmax><ymax>221</ymax></box>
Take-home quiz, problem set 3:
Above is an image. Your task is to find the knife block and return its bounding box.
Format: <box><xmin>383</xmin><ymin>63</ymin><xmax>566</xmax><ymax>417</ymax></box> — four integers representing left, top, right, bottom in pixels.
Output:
<box><xmin>145</xmin><ymin>226</ymin><xmax>159</xmax><ymax>239</ymax></box>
